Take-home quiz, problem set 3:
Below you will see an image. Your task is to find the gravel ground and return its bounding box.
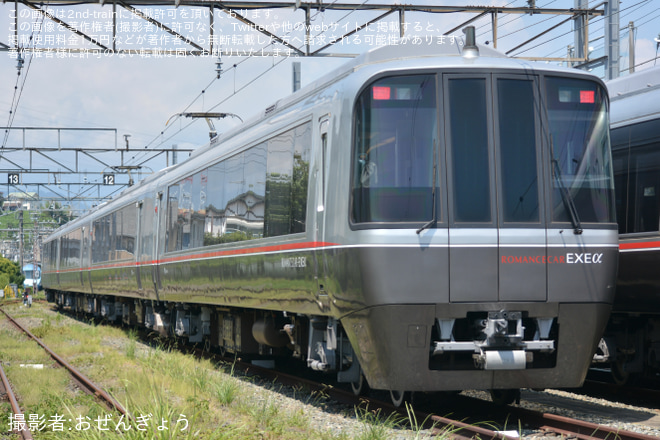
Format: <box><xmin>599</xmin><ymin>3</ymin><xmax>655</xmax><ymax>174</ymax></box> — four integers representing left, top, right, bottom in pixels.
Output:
<box><xmin>464</xmin><ymin>388</ymin><xmax>660</xmax><ymax>438</ymax></box>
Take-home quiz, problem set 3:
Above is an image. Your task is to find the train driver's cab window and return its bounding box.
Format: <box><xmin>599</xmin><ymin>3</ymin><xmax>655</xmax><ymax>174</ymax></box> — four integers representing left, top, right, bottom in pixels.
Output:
<box><xmin>352</xmin><ymin>75</ymin><xmax>438</xmax><ymax>224</ymax></box>
<box><xmin>545</xmin><ymin>77</ymin><xmax>615</xmax><ymax>225</ymax></box>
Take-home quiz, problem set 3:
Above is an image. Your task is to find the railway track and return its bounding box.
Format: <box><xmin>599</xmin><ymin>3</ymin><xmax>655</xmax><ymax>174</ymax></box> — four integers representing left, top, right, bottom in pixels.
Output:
<box><xmin>5</xmin><ymin>303</ymin><xmax>658</xmax><ymax>439</ymax></box>
<box><xmin>0</xmin><ymin>305</ymin><xmax>132</xmax><ymax>436</ymax></box>
<box><xmin>0</xmin><ymin>361</ymin><xmax>34</xmax><ymax>440</ymax></box>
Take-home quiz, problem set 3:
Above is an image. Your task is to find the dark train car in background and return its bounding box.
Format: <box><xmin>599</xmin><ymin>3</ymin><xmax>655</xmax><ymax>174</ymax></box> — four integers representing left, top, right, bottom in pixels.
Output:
<box><xmin>43</xmin><ymin>30</ymin><xmax>618</xmax><ymax>406</ymax></box>
<box><xmin>604</xmin><ymin>66</ymin><xmax>660</xmax><ymax>383</ymax></box>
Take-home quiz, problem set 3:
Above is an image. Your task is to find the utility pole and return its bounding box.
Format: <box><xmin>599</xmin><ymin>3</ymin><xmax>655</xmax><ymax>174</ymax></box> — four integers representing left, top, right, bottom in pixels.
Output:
<box><xmin>292</xmin><ymin>62</ymin><xmax>301</xmax><ymax>92</ymax></box>
<box><xmin>628</xmin><ymin>21</ymin><xmax>635</xmax><ymax>74</ymax></box>
<box><xmin>573</xmin><ymin>0</ymin><xmax>588</xmax><ymax>62</ymax></box>
<box><xmin>604</xmin><ymin>0</ymin><xmax>620</xmax><ymax>80</ymax></box>
<box><xmin>19</xmin><ymin>209</ymin><xmax>23</xmax><ymax>272</ymax></box>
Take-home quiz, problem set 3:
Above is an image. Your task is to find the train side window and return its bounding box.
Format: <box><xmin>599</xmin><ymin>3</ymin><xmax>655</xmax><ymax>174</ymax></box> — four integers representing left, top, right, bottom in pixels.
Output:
<box><xmin>115</xmin><ymin>205</ymin><xmax>137</xmax><ymax>260</ymax></box>
<box><xmin>291</xmin><ymin>123</ymin><xmax>311</xmax><ymax>234</ymax></box>
<box><xmin>447</xmin><ymin>77</ymin><xmax>491</xmax><ymax>223</ymax></box>
<box><xmin>204</xmin><ymin>161</ymin><xmax>225</xmax><ymax>244</ymax></box>
<box><xmin>497</xmin><ymin>78</ymin><xmax>540</xmax><ymax>223</ymax></box>
<box><xmin>139</xmin><ymin>198</ymin><xmax>155</xmax><ymax>260</ymax></box>
<box><xmin>627</xmin><ymin>146</ymin><xmax>660</xmax><ymax>233</ymax></box>
<box><xmin>612</xmin><ymin>145</ymin><xmax>631</xmax><ymax>234</ymax></box>
<box><xmin>244</xmin><ymin>143</ymin><xmax>267</xmax><ymax>238</ymax></box>
<box><xmin>166</xmin><ymin>183</ymin><xmax>180</xmax><ymax>252</ymax></box>
<box><xmin>224</xmin><ymin>152</ymin><xmax>247</xmax><ymax>241</ymax></box>
<box><xmin>202</xmin><ymin>143</ymin><xmax>267</xmax><ymax>246</ymax></box>
<box><xmin>190</xmin><ymin>170</ymin><xmax>205</xmax><ymax>249</ymax></box>
<box><xmin>265</xmin><ymin>122</ymin><xmax>311</xmax><ymax>237</ymax></box>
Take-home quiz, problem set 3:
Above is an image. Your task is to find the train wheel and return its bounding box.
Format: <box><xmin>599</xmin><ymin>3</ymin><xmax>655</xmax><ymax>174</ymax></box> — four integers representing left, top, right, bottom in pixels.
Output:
<box><xmin>490</xmin><ymin>389</ymin><xmax>520</xmax><ymax>405</ymax></box>
<box><xmin>350</xmin><ymin>371</ymin><xmax>370</xmax><ymax>397</ymax></box>
<box><xmin>389</xmin><ymin>390</ymin><xmax>412</xmax><ymax>408</ymax></box>
<box><xmin>611</xmin><ymin>359</ymin><xmax>630</xmax><ymax>385</ymax></box>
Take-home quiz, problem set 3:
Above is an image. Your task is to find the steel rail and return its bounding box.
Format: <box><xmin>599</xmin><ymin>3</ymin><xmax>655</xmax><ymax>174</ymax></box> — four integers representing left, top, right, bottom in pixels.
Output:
<box><xmin>0</xmin><ymin>362</ymin><xmax>34</xmax><ymax>440</ymax></box>
<box><xmin>509</xmin><ymin>406</ymin><xmax>657</xmax><ymax>440</ymax></box>
<box><xmin>0</xmin><ymin>306</ymin><xmax>132</xmax><ymax>421</ymax></box>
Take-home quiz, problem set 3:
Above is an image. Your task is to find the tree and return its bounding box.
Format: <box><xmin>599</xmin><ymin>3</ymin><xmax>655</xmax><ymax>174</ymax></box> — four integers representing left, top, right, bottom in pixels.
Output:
<box><xmin>0</xmin><ymin>258</ymin><xmax>24</xmax><ymax>286</ymax></box>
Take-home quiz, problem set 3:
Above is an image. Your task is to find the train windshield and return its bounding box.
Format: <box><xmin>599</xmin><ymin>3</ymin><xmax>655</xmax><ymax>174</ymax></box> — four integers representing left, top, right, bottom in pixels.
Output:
<box><xmin>545</xmin><ymin>77</ymin><xmax>615</xmax><ymax>224</ymax></box>
<box><xmin>352</xmin><ymin>75</ymin><xmax>437</xmax><ymax>223</ymax></box>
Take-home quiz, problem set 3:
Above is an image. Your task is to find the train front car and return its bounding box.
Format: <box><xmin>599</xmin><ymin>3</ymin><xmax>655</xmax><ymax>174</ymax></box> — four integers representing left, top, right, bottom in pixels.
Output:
<box><xmin>605</xmin><ymin>67</ymin><xmax>660</xmax><ymax>383</ymax></box>
<box><xmin>40</xmin><ymin>36</ymin><xmax>618</xmax><ymax>408</ymax></box>
<box><xmin>328</xmin><ymin>43</ymin><xmax>618</xmax><ymax>403</ymax></box>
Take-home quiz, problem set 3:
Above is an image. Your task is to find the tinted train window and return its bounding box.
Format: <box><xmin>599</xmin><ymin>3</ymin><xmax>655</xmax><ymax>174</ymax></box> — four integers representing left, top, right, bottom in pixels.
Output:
<box><xmin>352</xmin><ymin>75</ymin><xmax>437</xmax><ymax>223</ymax></box>
<box><xmin>203</xmin><ymin>144</ymin><xmax>267</xmax><ymax>245</ymax></box>
<box><xmin>139</xmin><ymin>198</ymin><xmax>155</xmax><ymax>261</ymax></box>
<box><xmin>91</xmin><ymin>205</ymin><xmax>137</xmax><ymax>263</ymax></box>
<box><xmin>448</xmin><ymin>78</ymin><xmax>491</xmax><ymax>223</ymax></box>
<box><xmin>92</xmin><ymin>215</ymin><xmax>111</xmax><ymax>263</ymax></box>
<box><xmin>497</xmin><ymin>78</ymin><xmax>539</xmax><ymax>223</ymax></box>
<box><xmin>264</xmin><ymin>123</ymin><xmax>311</xmax><ymax>237</ymax></box>
<box><xmin>166</xmin><ymin>184</ymin><xmax>180</xmax><ymax>252</ymax></box>
<box><xmin>545</xmin><ymin>77</ymin><xmax>615</xmax><ymax>224</ymax></box>
<box><xmin>61</xmin><ymin>229</ymin><xmax>82</xmax><ymax>268</ymax></box>
<box><xmin>115</xmin><ymin>205</ymin><xmax>137</xmax><ymax>259</ymax></box>
<box><xmin>612</xmin><ymin>119</ymin><xmax>660</xmax><ymax>234</ymax></box>
<box><xmin>614</xmin><ymin>144</ymin><xmax>660</xmax><ymax>234</ymax></box>
<box><xmin>244</xmin><ymin>144</ymin><xmax>267</xmax><ymax>237</ymax></box>
<box><xmin>165</xmin><ymin>122</ymin><xmax>309</xmax><ymax>252</ymax></box>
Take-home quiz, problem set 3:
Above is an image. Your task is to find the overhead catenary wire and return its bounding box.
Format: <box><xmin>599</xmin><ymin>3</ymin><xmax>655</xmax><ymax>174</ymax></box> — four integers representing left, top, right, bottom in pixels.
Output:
<box><xmin>2</xmin><ymin>6</ymin><xmax>46</xmax><ymax>151</ymax></box>
<box><xmin>128</xmin><ymin>0</ymin><xmax>362</xmax><ymax>167</ymax></box>
<box><xmin>508</xmin><ymin>0</ymin><xmax>651</xmax><ymax>57</ymax></box>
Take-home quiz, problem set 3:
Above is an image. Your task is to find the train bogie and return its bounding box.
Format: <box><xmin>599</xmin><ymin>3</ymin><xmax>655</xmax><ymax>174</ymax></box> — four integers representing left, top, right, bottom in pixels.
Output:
<box><xmin>42</xmin><ymin>31</ymin><xmax>618</xmax><ymax>402</ymax></box>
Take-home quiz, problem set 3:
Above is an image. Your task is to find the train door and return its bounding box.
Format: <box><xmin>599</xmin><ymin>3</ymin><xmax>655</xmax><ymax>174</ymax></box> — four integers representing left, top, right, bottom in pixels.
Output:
<box><xmin>494</xmin><ymin>75</ymin><xmax>546</xmax><ymax>302</ymax></box>
<box><xmin>445</xmin><ymin>74</ymin><xmax>546</xmax><ymax>302</ymax></box>
<box><xmin>81</xmin><ymin>226</ymin><xmax>88</xmax><ymax>288</ymax></box>
<box><xmin>56</xmin><ymin>237</ymin><xmax>61</xmax><ymax>287</ymax></box>
<box><xmin>152</xmin><ymin>192</ymin><xmax>163</xmax><ymax>294</ymax></box>
<box><xmin>136</xmin><ymin>201</ymin><xmax>143</xmax><ymax>291</ymax></box>
<box><xmin>86</xmin><ymin>226</ymin><xmax>93</xmax><ymax>293</ymax></box>
<box><xmin>314</xmin><ymin>117</ymin><xmax>330</xmax><ymax>308</ymax></box>
<box><xmin>445</xmin><ymin>74</ymin><xmax>498</xmax><ymax>302</ymax></box>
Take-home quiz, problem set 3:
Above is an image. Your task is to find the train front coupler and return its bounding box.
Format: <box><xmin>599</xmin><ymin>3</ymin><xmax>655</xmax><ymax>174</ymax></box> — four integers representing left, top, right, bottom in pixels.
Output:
<box><xmin>432</xmin><ymin>310</ymin><xmax>556</xmax><ymax>370</ymax></box>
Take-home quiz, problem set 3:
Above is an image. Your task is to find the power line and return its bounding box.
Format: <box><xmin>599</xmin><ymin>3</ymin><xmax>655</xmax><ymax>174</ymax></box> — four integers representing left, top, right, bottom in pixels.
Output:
<box><xmin>2</xmin><ymin>10</ymin><xmax>46</xmax><ymax>150</ymax></box>
<box><xmin>510</xmin><ymin>0</ymin><xmax>650</xmax><ymax>57</ymax></box>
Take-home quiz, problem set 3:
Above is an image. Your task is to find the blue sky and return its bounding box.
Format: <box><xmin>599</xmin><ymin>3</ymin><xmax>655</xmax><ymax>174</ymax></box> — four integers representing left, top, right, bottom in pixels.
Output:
<box><xmin>0</xmin><ymin>0</ymin><xmax>658</xmax><ymax>209</ymax></box>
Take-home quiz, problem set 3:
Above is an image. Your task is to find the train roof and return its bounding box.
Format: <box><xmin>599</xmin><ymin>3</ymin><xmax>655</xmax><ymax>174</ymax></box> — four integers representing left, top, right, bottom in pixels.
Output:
<box><xmin>607</xmin><ymin>66</ymin><xmax>660</xmax><ymax>128</ymax></box>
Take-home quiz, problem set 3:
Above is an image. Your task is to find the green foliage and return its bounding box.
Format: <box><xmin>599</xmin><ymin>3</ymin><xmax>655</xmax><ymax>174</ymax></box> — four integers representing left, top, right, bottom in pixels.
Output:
<box><xmin>0</xmin><ymin>273</ymin><xmax>9</xmax><ymax>289</ymax></box>
<box><xmin>0</xmin><ymin>257</ymin><xmax>24</xmax><ymax>286</ymax></box>
<box><xmin>44</xmin><ymin>201</ymin><xmax>75</xmax><ymax>226</ymax></box>
<box><xmin>203</xmin><ymin>231</ymin><xmax>251</xmax><ymax>246</ymax></box>
<box><xmin>353</xmin><ymin>404</ymin><xmax>403</xmax><ymax>440</ymax></box>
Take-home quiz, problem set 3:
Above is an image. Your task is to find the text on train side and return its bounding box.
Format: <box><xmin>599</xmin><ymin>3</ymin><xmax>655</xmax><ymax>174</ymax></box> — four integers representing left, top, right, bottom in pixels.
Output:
<box><xmin>501</xmin><ymin>253</ymin><xmax>604</xmax><ymax>264</ymax></box>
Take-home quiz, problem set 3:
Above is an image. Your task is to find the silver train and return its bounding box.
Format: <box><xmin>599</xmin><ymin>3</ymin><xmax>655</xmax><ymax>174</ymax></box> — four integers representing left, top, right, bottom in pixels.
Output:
<box><xmin>601</xmin><ymin>66</ymin><xmax>660</xmax><ymax>383</ymax></box>
<box><xmin>43</xmin><ymin>30</ymin><xmax>618</xmax><ymax>406</ymax></box>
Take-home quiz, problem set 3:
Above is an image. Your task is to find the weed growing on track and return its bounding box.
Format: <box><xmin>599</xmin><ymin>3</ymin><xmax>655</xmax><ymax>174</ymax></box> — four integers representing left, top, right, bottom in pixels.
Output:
<box><xmin>353</xmin><ymin>404</ymin><xmax>403</xmax><ymax>440</ymax></box>
<box><xmin>125</xmin><ymin>328</ymin><xmax>138</xmax><ymax>359</ymax></box>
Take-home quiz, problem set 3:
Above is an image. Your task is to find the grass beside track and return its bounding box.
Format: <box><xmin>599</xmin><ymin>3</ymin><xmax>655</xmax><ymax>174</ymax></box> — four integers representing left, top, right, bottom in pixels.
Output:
<box><xmin>0</xmin><ymin>297</ymin><xmax>444</xmax><ymax>440</ymax></box>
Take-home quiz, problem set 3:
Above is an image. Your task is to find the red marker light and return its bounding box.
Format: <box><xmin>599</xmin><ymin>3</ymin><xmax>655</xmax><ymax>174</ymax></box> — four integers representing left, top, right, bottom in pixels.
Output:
<box><xmin>580</xmin><ymin>90</ymin><xmax>595</xmax><ymax>104</ymax></box>
<box><xmin>373</xmin><ymin>86</ymin><xmax>391</xmax><ymax>100</ymax></box>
